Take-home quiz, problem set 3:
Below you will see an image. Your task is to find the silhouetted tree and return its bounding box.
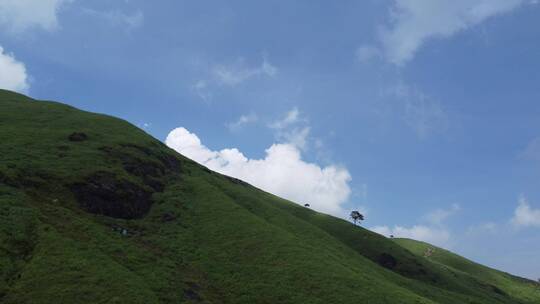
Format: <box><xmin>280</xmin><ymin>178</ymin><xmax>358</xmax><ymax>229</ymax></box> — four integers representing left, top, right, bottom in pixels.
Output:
<box><xmin>350</xmin><ymin>211</ymin><xmax>364</xmax><ymax>225</ymax></box>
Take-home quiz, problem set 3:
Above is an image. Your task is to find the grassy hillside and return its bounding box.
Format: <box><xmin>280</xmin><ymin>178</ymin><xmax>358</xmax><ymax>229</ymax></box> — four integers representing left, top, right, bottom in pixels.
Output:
<box><xmin>394</xmin><ymin>238</ymin><xmax>540</xmax><ymax>303</ymax></box>
<box><xmin>1</xmin><ymin>89</ymin><xmax>539</xmax><ymax>303</ymax></box>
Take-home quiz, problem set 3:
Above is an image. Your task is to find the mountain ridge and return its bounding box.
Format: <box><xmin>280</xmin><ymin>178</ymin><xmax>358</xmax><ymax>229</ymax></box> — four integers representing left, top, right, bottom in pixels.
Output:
<box><xmin>1</xmin><ymin>89</ymin><xmax>539</xmax><ymax>304</ymax></box>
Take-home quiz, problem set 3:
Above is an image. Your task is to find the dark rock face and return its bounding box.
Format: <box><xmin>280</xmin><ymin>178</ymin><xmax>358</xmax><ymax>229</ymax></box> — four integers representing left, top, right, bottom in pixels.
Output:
<box><xmin>68</xmin><ymin>132</ymin><xmax>88</xmax><ymax>142</ymax></box>
<box><xmin>70</xmin><ymin>171</ymin><xmax>153</xmax><ymax>219</ymax></box>
<box><xmin>69</xmin><ymin>143</ymin><xmax>182</xmax><ymax>219</ymax></box>
<box><xmin>377</xmin><ymin>253</ymin><xmax>398</xmax><ymax>270</ymax></box>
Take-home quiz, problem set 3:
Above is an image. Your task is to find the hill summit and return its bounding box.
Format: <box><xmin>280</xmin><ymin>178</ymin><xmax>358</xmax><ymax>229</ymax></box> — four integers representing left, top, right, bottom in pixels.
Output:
<box><xmin>1</xmin><ymin>89</ymin><xmax>539</xmax><ymax>303</ymax></box>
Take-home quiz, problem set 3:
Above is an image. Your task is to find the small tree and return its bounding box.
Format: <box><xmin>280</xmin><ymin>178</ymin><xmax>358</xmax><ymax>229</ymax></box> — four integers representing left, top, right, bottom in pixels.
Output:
<box><xmin>350</xmin><ymin>211</ymin><xmax>364</xmax><ymax>226</ymax></box>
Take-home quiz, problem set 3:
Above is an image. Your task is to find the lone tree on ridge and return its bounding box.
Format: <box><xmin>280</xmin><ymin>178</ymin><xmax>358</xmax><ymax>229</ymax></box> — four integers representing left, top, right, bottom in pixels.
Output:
<box><xmin>350</xmin><ymin>211</ymin><xmax>364</xmax><ymax>226</ymax></box>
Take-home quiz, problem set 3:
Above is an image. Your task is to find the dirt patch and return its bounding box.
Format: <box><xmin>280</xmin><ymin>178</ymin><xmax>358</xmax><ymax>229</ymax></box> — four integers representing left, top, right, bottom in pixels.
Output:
<box><xmin>69</xmin><ymin>171</ymin><xmax>154</xmax><ymax>219</ymax></box>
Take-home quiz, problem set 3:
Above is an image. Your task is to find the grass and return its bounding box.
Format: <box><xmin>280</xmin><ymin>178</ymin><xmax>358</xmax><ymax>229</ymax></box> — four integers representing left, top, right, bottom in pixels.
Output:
<box><xmin>394</xmin><ymin>238</ymin><xmax>540</xmax><ymax>303</ymax></box>
<box><xmin>1</xmin><ymin>88</ymin><xmax>539</xmax><ymax>303</ymax></box>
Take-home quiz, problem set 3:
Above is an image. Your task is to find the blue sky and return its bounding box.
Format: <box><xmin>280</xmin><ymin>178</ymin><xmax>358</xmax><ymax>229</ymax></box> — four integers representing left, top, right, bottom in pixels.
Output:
<box><xmin>1</xmin><ymin>0</ymin><xmax>540</xmax><ymax>279</ymax></box>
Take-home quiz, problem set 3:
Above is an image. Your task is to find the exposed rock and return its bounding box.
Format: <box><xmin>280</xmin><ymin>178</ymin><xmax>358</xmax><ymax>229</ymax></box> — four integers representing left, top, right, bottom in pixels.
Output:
<box><xmin>69</xmin><ymin>171</ymin><xmax>153</xmax><ymax>219</ymax></box>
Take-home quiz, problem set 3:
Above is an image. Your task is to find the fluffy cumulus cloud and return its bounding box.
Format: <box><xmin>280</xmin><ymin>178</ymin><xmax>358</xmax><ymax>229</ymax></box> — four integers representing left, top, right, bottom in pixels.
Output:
<box><xmin>511</xmin><ymin>196</ymin><xmax>540</xmax><ymax>228</ymax></box>
<box><xmin>0</xmin><ymin>46</ymin><xmax>29</xmax><ymax>92</ymax></box>
<box><xmin>0</xmin><ymin>0</ymin><xmax>69</xmax><ymax>33</ymax></box>
<box><xmin>366</xmin><ymin>0</ymin><xmax>526</xmax><ymax>65</ymax></box>
<box><xmin>371</xmin><ymin>225</ymin><xmax>451</xmax><ymax>248</ymax></box>
<box><xmin>165</xmin><ymin>127</ymin><xmax>351</xmax><ymax>216</ymax></box>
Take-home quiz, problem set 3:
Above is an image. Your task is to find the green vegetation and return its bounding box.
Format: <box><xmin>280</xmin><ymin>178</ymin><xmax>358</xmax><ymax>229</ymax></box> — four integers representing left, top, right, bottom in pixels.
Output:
<box><xmin>1</xmin><ymin>89</ymin><xmax>539</xmax><ymax>303</ymax></box>
<box><xmin>394</xmin><ymin>238</ymin><xmax>540</xmax><ymax>303</ymax></box>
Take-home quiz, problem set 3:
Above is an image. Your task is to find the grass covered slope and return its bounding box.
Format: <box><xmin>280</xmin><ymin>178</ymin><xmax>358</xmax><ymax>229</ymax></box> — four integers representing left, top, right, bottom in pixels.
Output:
<box><xmin>394</xmin><ymin>238</ymin><xmax>540</xmax><ymax>303</ymax></box>
<box><xmin>1</xmin><ymin>89</ymin><xmax>539</xmax><ymax>303</ymax></box>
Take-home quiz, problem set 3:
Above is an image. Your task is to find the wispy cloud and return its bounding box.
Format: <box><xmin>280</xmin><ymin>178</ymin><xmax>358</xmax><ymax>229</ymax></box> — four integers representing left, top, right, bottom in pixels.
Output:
<box><xmin>269</xmin><ymin>107</ymin><xmax>301</xmax><ymax>129</ymax></box>
<box><xmin>519</xmin><ymin>137</ymin><xmax>540</xmax><ymax>161</ymax></box>
<box><xmin>356</xmin><ymin>45</ymin><xmax>381</xmax><ymax>64</ymax></box>
<box><xmin>269</xmin><ymin>107</ymin><xmax>312</xmax><ymax>150</ymax></box>
<box><xmin>424</xmin><ymin>204</ymin><xmax>460</xmax><ymax>226</ymax></box>
<box><xmin>82</xmin><ymin>8</ymin><xmax>144</xmax><ymax>31</ymax></box>
<box><xmin>191</xmin><ymin>55</ymin><xmax>278</xmax><ymax>101</ymax></box>
<box><xmin>226</xmin><ymin>113</ymin><xmax>258</xmax><ymax>131</ymax></box>
<box><xmin>384</xmin><ymin>82</ymin><xmax>449</xmax><ymax>139</ymax></box>
<box><xmin>361</xmin><ymin>0</ymin><xmax>528</xmax><ymax>66</ymax></box>
<box><xmin>191</xmin><ymin>80</ymin><xmax>212</xmax><ymax>102</ymax></box>
<box><xmin>213</xmin><ymin>56</ymin><xmax>277</xmax><ymax>86</ymax></box>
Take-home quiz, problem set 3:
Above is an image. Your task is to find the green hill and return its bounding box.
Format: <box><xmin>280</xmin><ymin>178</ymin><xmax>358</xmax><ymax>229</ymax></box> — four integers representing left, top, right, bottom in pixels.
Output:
<box><xmin>1</xmin><ymin>89</ymin><xmax>539</xmax><ymax>303</ymax></box>
<box><xmin>394</xmin><ymin>238</ymin><xmax>540</xmax><ymax>303</ymax></box>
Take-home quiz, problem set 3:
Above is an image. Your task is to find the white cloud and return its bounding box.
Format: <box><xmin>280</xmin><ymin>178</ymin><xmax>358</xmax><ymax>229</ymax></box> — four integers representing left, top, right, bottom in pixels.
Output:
<box><xmin>371</xmin><ymin>225</ymin><xmax>451</xmax><ymax>248</ymax></box>
<box><xmin>511</xmin><ymin>196</ymin><xmax>540</xmax><ymax>228</ymax></box>
<box><xmin>373</xmin><ymin>0</ymin><xmax>526</xmax><ymax>65</ymax></box>
<box><xmin>424</xmin><ymin>203</ymin><xmax>460</xmax><ymax>226</ymax></box>
<box><xmin>226</xmin><ymin>113</ymin><xmax>258</xmax><ymax>131</ymax></box>
<box><xmin>0</xmin><ymin>46</ymin><xmax>29</xmax><ymax>92</ymax></box>
<box><xmin>165</xmin><ymin>127</ymin><xmax>352</xmax><ymax>216</ymax></box>
<box><xmin>213</xmin><ymin>57</ymin><xmax>277</xmax><ymax>86</ymax></box>
<box><xmin>0</xmin><ymin>0</ymin><xmax>70</xmax><ymax>33</ymax></box>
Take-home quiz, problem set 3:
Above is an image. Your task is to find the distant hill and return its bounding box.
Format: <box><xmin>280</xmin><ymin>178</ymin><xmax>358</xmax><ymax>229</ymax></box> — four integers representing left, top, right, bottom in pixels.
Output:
<box><xmin>1</xmin><ymin>89</ymin><xmax>539</xmax><ymax>303</ymax></box>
